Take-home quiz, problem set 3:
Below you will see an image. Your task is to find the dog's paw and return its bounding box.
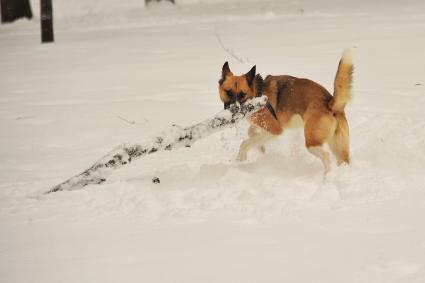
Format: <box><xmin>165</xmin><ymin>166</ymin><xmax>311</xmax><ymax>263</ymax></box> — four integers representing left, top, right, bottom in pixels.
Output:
<box><xmin>258</xmin><ymin>145</ymin><xmax>266</xmax><ymax>154</ymax></box>
<box><xmin>236</xmin><ymin>151</ymin><xmax>247</xmax><ymax>162</ymax></box>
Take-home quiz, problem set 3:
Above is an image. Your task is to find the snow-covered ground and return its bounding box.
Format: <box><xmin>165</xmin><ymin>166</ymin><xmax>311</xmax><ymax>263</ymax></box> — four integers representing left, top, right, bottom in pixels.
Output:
<box><xmin>1</xmin><ymin>0</ymin><xmax>425</xmax><ymax>282</ymax></box>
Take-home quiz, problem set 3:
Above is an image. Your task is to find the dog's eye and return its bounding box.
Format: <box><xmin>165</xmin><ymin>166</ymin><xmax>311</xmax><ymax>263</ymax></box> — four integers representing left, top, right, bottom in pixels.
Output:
<box><xmin>226</xmin><ymin>90</ymin><xmax>233</xmax><ymax>97</ymax></box>
<box><xmin>238</xmin><ymin>92</ymin><xmax>246</xmax><ymax>99</ymax></box>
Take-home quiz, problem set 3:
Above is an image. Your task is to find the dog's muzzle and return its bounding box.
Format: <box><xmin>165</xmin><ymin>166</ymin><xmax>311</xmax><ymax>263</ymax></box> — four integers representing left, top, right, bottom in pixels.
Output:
<box><xmin>224</xmin><ymin>99</ymin><xmax>244</xmax><ymax>110</ymax></box>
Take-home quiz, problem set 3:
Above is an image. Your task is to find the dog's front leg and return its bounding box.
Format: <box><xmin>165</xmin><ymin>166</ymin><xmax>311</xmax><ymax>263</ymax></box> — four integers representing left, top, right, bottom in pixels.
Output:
<box><xmin>237</xmin><ymin>126</ymin><xmax>273</xmax><ymax>161</ymax></box>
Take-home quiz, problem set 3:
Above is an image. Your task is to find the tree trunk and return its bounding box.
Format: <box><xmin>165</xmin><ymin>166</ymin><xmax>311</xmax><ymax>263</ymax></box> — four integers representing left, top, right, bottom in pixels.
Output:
<box><xmin>46</xmin><ymin>97</ymin><xmax>267</xmax><ymax>194</ymax></box>
<box><xmin>40</xmin><ymin>0</ymin><xmax>54</xmax><ymax>43</ymax></box>
<box><xmin>1</xmin><ymin>0</ymin><xmax>32</xmax><ymax>23</ymax></box>
<box><xmin>145</xmin><ymin>0</ymin><xmax>175</xmax><ymax>6</ymax></box>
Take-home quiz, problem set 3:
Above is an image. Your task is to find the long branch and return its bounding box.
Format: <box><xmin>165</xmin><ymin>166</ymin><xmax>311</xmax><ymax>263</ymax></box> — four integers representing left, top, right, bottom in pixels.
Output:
<box><xmin>46</xmin><ymin>96</ymin><xmax>267</xmax><ymax>194</ymax></box>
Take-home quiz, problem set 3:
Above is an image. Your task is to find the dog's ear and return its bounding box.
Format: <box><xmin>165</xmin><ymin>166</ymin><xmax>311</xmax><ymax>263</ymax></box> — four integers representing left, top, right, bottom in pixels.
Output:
<box><xmin>220</xmin><ymin>61</ymin><xmax>232</xmax><ymax>85</ymax></box>
<box><xmin>222</xmin><ymin>61</ymin><xmax>231</xmax><ymax>77</ymax></box>
<box><xmin>245</xmin><ymin>65</ymin><xmax>256</xmax><ymax>86</ymax></box>
<box><xmin>254</xmin><ymin>74</ymin><xmax>264</xmax><ymax>97</ymax></box>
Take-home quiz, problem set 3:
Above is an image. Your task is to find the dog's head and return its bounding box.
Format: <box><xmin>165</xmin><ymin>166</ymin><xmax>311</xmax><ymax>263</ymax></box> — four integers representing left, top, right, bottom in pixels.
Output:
<box><xmin>218</xmin><ymin>62</ymin><xmax>262</xmax><ymax>109</ymax></box>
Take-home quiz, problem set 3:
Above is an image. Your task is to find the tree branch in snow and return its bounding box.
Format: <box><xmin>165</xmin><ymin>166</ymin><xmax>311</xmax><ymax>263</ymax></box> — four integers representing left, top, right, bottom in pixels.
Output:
<box><xmin>215</xmin><ymin>32</ymin><xmax>247</xmax><ymax>64</ymax></box>
<box><xmin>46</xmin><ymin>96</ymin><xmax>268</xmax><ymax>194</ymax></box>
<box><xmin>116</xmin><ymin>116</ymin><xmax>136</xmax><ymax>125</ymax></box>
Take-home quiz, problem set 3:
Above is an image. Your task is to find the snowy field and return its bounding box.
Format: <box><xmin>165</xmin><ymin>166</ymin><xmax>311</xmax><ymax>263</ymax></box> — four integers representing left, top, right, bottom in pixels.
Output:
<box><xmin>1</xmin><ymin>0</ymin><xmax>425</xmax><ymax>282</ymax></box>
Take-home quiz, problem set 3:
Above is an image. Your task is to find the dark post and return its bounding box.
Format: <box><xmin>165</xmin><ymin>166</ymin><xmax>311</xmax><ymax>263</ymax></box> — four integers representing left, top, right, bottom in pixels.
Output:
<box><xmin>145</xmin><ymin>0</ymin><xmax>175</xmax><ymax>6</ymax></box>
<box><xmin>1</xmin><ymin>0</ymin><xmax>33</xmax><ymax>23</ymax></box>
<box><xmin>40</xmin><ymin>0</ymin><xmax>54</xmax><ymax>43</ymax></box>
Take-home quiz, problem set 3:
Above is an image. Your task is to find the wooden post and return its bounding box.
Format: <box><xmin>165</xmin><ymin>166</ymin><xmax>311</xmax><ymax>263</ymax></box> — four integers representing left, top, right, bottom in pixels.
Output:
<box><xmin>1</xmin><ymin>0</ymin><xmax>33</xmax><ymax>23</ymax></box>
<box><xmin>40</xmin><ymin>0</ymin><xmax>54</xmax><ymax>43</ymax></box>
<box><xmin>145</xmin><ymin>0</ymin><xmax>175</xmax><ymax>6</ymax></box>
<box><xmin>0</xmin><ymin>0</ymin><xmax>8</xmax><ymax>23</ymax></box>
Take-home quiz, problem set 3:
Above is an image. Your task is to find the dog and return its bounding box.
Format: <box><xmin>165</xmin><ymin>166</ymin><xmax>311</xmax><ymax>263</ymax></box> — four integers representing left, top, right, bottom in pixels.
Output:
<box><xmin>218</xmin><ymin>50</ymin><xmax>353</xmax><ymax>174</ymax></box>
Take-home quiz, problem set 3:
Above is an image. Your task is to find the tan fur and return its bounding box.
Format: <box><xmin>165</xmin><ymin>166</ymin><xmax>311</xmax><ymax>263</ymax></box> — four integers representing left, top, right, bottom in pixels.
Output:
<box><xmin>330</xmin><ymin>49</ymin><xmax>353</xmax><ymax>113</ymax></box>
<box><xmin>219</xmin><ymin>76</ymin><xmax>255</xmax><ymax>104</ymax></box>
<box><xmin>328</xmin><ymin>112</ymin><xmax>350</xmax><ymax>165</ymax></box>
<box><xmin>218</xmin><ymin>50</ymin><xmax>354</xmax><ymax>174</ymax></box>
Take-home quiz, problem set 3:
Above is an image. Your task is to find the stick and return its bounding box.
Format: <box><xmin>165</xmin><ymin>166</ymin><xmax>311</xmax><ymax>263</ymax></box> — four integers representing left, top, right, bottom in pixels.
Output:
<box><xmin>116</xmin><ymin>116</ymin><xmax>136</xmax><ymax>125</ymax></box>
<box><xmin>46</xmin><ymin>96</ymin><xmax>268</xmax><ymax>194</ymax></box>
<box><xmin>215</xmin><ymin>32</ymin><xmax>246</xmax><ymax>64</ymax></box>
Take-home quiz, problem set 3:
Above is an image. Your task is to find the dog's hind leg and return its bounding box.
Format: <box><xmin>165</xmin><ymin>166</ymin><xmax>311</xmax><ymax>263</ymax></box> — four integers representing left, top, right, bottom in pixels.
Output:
<box><xmin>307</xmin><ymin>146</ymin><xmax>331</xmax><ymax>174</ymax></box>
<box><xmin>304</xmin><ymin>112</ymin><xmax>337</xmax><ymax>174</ymax></box>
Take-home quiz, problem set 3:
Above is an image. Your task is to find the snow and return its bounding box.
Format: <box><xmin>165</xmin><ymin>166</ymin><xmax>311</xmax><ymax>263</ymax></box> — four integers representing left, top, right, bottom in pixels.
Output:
<box><xmin>1</xmin><ymin>0</ymin><xmax>425</xmax><ymax>282</ymax></box>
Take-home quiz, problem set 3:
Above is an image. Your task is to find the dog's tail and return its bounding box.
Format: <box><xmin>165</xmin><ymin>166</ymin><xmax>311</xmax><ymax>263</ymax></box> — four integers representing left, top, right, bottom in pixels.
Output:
<box><xmin>329</xmin><ymin>112</ymin><xmax>350</xmax><ymax>164</ymax></box>
<box><xmin>329</xmin><ymin>49</ymin><xmax>353</xmax><ymax>113</ymax></box>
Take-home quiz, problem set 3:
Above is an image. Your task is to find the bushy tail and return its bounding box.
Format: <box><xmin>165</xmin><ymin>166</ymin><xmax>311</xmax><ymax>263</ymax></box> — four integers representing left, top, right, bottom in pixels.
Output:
<box><xmin>329</xmin><ymin>49</ymin><xmax>353</xmax><ymax>113</ymax></box>
<box><xmin>329</xmin><ymin>112</ymin><xmax>350</xmax><ymax>164</ymax></box>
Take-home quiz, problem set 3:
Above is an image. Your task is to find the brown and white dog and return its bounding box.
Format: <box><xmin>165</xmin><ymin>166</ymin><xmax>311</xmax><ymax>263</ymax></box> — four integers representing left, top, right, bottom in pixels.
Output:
<box><xmin>218</xmin><ymin>50</ymin><xmax>353</xmax><ymax>174</ymax></box>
